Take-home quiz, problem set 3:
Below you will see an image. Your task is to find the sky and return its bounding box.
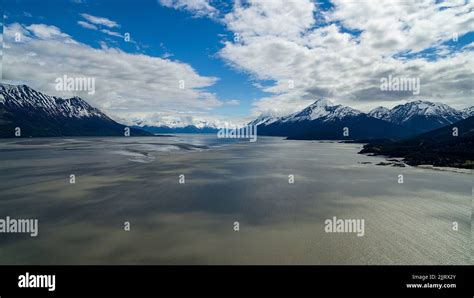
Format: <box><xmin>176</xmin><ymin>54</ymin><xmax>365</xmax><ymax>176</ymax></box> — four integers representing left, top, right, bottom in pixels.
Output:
<box><xmin>1</xmin><ymin>0</ymin><xmax>473</xmax><ymax>126</ymax></box>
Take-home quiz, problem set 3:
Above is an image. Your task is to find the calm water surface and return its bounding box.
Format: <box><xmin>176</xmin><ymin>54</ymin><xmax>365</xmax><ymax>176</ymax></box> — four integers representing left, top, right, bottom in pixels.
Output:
<box><xmin>0</xmin><ymin>135</ymin><xmax>471</xmax><ymax>264</ymax></box>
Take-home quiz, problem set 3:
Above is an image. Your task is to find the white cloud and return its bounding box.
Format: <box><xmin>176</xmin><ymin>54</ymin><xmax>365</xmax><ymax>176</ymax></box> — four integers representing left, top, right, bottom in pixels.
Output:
<box><xmin>463</xmin><ymin>42</ymin><xmax>474</xmax><ymax>50</ymax></box>
<box><xmin>3</xmin><ymin>23</ymin><xmax>227</xmax><ymax>125</ymax></box>
<box><xmin>224</xmin><ymin>0</ymin><xmax>316</xmax><ymax>41</ymax></box>
<box><xmin>80</xmin><ymin>13</ymin><xmax>120</xmax><ymax>28</ymax></box>
<box><xmin>225</xmin><ymin>99</ymin><xmax>240</xmax><ymax>106</ymax></box>
<box><xmin>100</xmin><ymin>28</ymin><xmax>123</xmax><ymax>38</ymax></box>
<box><xmin>159</xmin><ymin>0</ymin><xmax>218</xmax><ymax>18</ymax></box>
<box><xmin>218</xmin><ymin>0</ymin><xmax>474</xmax><ymax>116</ymax></box>
<box><xmin>77</xmin><ymin>20</ymin><xmax>98</xmax><ymax>30</ymax></box>
<box><xmin>78</xmin><ymin>18</ymin><xmax>123</xmax><ymax>38</ymax></box>
<box><xmin>25</xmin><ymin>24</ymin><xmax>76</xmax><ymax>42</ymax></box>
<box><xmin>4</xmin><ymin>1</ymin><xmax>474</xmax><ymax>125</ymax></box>
<box><xmin>329</xmin><ymin>0</ymin><xmax>474</xmax><ymax>54</ymax></box>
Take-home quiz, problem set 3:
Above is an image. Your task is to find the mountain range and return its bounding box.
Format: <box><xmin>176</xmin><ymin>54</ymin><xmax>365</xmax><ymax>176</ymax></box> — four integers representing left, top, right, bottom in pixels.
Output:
<box><xmin>130</xmin><ymin>117</ymin><xmax>221</xmax><ymax>134</ymax></box>
<box><xmin>0</xmin><ymin>83</ymin><xmax>150</xmax><ymax>137</ymax></box>
<box><xmin>368</xmin><ymin>101</ymin><xmax>465</xmax><ymax>135</ymax></box>
<box><xmin>251</xmin><ymin>99</ymin><xmax>473</xmax><ymax>140</ymax></box>
<box><xmin>1</xmin><ymin>83</ymin><xmax>472</xmax><ymax>143</ymax></box>
<box><xmin>132</xmin><ymin>125</ymin><xmax>218</xmax><ymax>134</ymax></box>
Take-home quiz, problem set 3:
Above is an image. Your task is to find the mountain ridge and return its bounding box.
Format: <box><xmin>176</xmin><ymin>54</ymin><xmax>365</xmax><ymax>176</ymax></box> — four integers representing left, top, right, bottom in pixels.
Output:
<box><xmin>0</xmin><ymin>83</ymin><xmax>151</xmax><ymax>137</ymax></box>
<box><xmin>251</xmin><ymin>99</ymin><xmax>470</xmax><ymax>140</ymax></box>
<box><xmin>133</xmin><ymin>124</ymin><xmax>219</xmax><ymax>134</ymax></box>
<box><xmin>368</xmin><ymin>100</ymin><xmax>464</xmax><ymax>135</ymax></box>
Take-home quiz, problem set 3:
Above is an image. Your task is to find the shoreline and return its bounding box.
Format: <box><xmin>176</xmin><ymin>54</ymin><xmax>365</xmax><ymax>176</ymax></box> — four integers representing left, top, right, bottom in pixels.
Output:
<box><xmin>359</xmin><ymin>152</ymin><xmax>474</xmax><ymax>174</ymax></box>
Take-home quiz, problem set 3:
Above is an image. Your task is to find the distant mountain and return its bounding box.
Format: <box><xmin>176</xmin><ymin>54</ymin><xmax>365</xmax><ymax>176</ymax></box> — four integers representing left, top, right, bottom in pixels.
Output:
<box><xmin>0</xmin><ymin>83</ymin><xmax>151</xmax><ymax>137</ymax></box>
<box><xmin>133</xmin><ymin>125</ymin><xmax>218</xmax><ymax>134</ymax></box>
<box><xmin>251</xmin><ymin>99</ymin><xmax>470</xmax><ymax>140</ymax></box>
<box><xmin>131</xmin><ymin>116</ymin><xmax>222</xmax><ymax>134</ymax></box>
<box><xmin>253</xmin><ymin>99</ymin><xmax>406</xmax><ymax>140</ymax></box>
<box><xmin>369</xmin><ymin>100</ymin><xmax>464</xmax><ymax>135</ymax></box>
<box><xmin>462</xmin><ymin>106</ymin><xmax>474</xmax><ymax>118</ymax></box>
<box><xmin>360</xmin><ymin>116</ymin><xmax>474</xmax><ymax>169</ymax></box>
<box><xmin>368</xmin><ymin>106</ymin><xmax>390</xmax><ymax>119</ymax></box>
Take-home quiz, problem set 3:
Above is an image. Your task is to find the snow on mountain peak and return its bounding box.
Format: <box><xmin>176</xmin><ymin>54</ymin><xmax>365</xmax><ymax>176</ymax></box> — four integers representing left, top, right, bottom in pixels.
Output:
<box><xmin>388</xmin><ymin>100</ymin><xmax>463</xmax><ymax>124</ymax></box>
<box><xmin>461</xmin><ymin>106</ymin><xmax>474</xmax><ymax>118</ymax></box>
<box><xmin>368</xmin><ymin>106</ymin><xmax>390</xmax><ymax>119</ymax></box>
<box><xmin>329</xmin><ymin>105</ymin><xmax>363</xmax><ymax>120</ymax></box>
<box><xmin>129</xmin><ymin>115</ymin><xmax>225</xmax><ymax>129</ymax></box>
<box><xmin>248</xmin><ymin>114</ymin><xmax>277</xmax><ymax>126</ymax></box>
<box><xmin>0</xmin><ymin>83</ymin><xmax>107</xmax><ymax>119</ymax></box>
<box><xmin>308</xmin><ymin>98</ymin><xmax>333</xmax><ymax>108</ymax></box>
<box><xmin>283</xmin><ymin>99</ymin><xmax>362</xmax><ymax>122</ymax></box>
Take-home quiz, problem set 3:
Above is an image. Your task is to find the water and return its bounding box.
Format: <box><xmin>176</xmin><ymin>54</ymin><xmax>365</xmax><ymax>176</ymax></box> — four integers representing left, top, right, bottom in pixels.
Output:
<box><xmin>0</xmin><ymin>135</ymin><xmax>471</xmax><ymax>264</ymax></box>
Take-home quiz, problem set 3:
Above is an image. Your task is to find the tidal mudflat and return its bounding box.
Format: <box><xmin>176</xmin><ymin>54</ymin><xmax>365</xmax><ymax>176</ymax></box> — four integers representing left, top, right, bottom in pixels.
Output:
<box><xmin>0</xmin><ymin>136</ymin><xmax>471</xmax><ymax>264</ymax></box>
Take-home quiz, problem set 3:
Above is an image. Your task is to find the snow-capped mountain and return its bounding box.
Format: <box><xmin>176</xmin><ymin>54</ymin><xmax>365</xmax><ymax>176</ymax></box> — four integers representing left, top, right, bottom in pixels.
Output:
<box><xmin>279</xmin><ymin>99</ymin><xmax>363</xmax><ymax>123</ymax></box>
<box><xmin>248</xmin><ymin>114</ymin><xmax>278</xmax><ymax>126</ymax></box>
<box><xmin>368</xmin><ymin>106</ymin><xmax>391</xmax><ymax>120</ymax></box>
<box><xmin>0</xmin><ymin>83</ymin><xmax>107</xmax><ymax>119</ymax></box>
<box><xmin>253</xmin><ymin>99</ymin><xmax>404</xmax><ymax>140</ymax></box>
<box><xmin>250</xmin><ymin>99</ymin><xmax>471</xmax><ymax>140</ymax></box>
<box><xmin>131</xmin><ymin>116</ymin><xmax>221</xmax><ymax>129</ymax></box>
<box><xmin>462</xmin><ymin>106</ymin><xmax>474</xmax><ymax>118</ymax></box>
<box><xmin>134</xmin><ymin>124</ymin><xmax>219</xmax><ymax>134</ymax></box>
<box><xmin>130</xmin><ymin>116</ymin><xmax>223</xmax><ymax>134</ymax></box>
<box><xmin>370</xmin><ymin>100</ymin><xmax>464</xmax><ymax>135</ymax></box>
<box><xmin>0</xmin><ymin>83</ymin><xmax>150</xmax><ymax>137</ymax></box>
<box><xmin>384</xmin><ymin>100</ymin><xmax>463</xmax><ymax>125</ymax></box>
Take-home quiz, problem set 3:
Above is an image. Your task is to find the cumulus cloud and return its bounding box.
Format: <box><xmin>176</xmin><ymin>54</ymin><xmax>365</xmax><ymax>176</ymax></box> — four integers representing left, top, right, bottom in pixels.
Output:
<box><xmin>218</xmin><ymin>0</ymin><xmax>474</xmax><ymax>116</ymax></box>
<box><xmin>4</xmin><ymin>1</ymin><xmax>474</xmax><ymax>125</ymax></box>
<box><xmin>25</xmin><ymin>24</ymin><xmax>76</xmax><ymax>42</ymax></box>
<box><xmin>224</xmin><ymin>0</ymin><xmax>316</xmax><ymax>41</ymax></box>
<box><xmin>159</xmin><ymin>0</ymin><xmax>218</xmax><ymax>18</ymax></box>
<box><xmin>329</xmin><ymin>0</ymin><xmax>474</xmax><ymax>54</ymax></box>
<box><xmin>2</xmin><ymin>23</ymin><xmax>225</xmax><ymax>124</ymax></box>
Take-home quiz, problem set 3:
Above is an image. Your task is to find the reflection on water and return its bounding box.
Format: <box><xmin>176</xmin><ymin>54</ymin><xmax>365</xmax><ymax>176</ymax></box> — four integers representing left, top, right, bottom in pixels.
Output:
<box><xmin>0</xmin><ymin>135</ymin><xmax>471</xmax><ymax>264</ymax></box>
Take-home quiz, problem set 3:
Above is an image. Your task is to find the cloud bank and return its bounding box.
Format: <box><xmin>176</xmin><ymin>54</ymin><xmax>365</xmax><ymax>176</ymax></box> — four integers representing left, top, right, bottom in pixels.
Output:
<box><xmin>2</xmin><ymin>22</ymin><xmax>224</xmax><ymax>124</ymax></box>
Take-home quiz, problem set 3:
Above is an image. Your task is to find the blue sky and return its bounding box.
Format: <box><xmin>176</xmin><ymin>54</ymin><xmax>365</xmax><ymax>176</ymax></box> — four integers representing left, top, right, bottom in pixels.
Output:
<box><xmin>2</xmin><ymin>0</ymin><xmax>474</xmax><ymax>126</ymax></box>
<box><xmin>4</xmin><ymin>0</ymin><xmax>271</xmax><ymax>120</ymax></box>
